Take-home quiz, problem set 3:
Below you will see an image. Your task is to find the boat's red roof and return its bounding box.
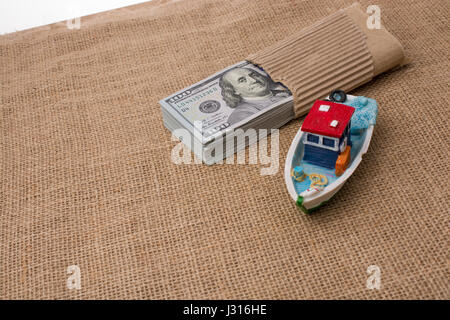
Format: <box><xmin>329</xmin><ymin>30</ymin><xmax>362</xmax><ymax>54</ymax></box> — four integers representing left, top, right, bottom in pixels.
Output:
<box><xmin>301</xmin><ymin>100</ymin><xmax>355</xmax><ymax>138</ymax></box>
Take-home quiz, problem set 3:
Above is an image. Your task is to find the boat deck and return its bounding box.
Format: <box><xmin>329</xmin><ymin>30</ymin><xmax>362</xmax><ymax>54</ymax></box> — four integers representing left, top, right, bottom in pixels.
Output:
<box><xmin>293</xmin><ymin>131</ymin><xmax>366</xmax><ymax>194</ymax></box>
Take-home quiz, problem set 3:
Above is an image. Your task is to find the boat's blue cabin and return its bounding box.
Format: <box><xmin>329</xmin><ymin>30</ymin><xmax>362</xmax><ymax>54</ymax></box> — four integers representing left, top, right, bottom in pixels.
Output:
<box><xmin>301</xmin><ymin>100</ymin><xmax>355</xmax><ymax>170</ymax></box>
<box><xmin>303</xmin><ymin>127</ymin><xmax>351</xmax><ymax>169</ymax></box>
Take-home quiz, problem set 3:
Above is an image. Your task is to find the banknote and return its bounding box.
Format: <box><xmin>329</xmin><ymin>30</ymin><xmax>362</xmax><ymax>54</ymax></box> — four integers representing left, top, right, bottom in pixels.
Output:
<box><xmin>159</xmin><ymin>61</ymin><xmax>292</xmax><ymax>142</ymax></box>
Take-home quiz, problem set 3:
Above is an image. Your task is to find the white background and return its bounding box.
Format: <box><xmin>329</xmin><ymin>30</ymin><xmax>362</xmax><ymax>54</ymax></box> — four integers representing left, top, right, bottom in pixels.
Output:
<box><xmin>0</xmin><ymin>0</ymin><xmax>152</xmax><ymax>35</ymax></box>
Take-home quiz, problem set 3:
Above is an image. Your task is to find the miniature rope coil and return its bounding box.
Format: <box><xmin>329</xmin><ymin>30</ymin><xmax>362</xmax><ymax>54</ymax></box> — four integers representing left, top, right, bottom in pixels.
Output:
<box><xmin>291</xmin><ymin>169</ymin><xmax>328</xmax><ymax>188</ymax></box>
<box><xmin>309</xmin><ymin>174</ymin><xmax>328</xmax><ymax>188</ymax></box>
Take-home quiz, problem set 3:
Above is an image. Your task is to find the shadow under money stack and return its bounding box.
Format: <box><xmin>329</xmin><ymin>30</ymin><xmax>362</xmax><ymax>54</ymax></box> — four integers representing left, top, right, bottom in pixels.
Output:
<box><xmin>160</xmin><ymin>61</ymin><xmax>294</xmax><ymax>164</ymax></box>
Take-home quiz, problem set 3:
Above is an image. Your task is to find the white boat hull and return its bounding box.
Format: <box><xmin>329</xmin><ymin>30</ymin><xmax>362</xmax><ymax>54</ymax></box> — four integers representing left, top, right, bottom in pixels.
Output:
<box><xmin>284</xmin><ymin>95</ymin><xmax>375</xmax><ymax>212</ymax></box>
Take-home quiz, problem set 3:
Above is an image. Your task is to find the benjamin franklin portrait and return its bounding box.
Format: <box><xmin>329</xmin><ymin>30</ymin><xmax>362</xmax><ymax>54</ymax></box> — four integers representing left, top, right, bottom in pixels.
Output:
<box><xmin>219</xmin><ymin>67</ymin><xmax>291</xmax><ymax>125</ymax></box>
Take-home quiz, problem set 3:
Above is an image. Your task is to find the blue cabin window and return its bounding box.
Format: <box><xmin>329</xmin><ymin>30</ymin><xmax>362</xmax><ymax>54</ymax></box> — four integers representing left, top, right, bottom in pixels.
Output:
<box><xmin>307</xmin><ymin>134</ymin><xmax>319</xmax><ymax>144</ymax></box>
<box><xmin>322</xmin><ymin>137</ymin><xmax>335</xmax><ymax>148</ymax></box>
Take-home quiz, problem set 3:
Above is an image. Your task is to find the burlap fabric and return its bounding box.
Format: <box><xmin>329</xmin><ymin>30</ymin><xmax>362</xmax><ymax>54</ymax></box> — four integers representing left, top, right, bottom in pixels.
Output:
<box><xmin>1</xmin><ymin>0</ymin><xmax>448</xmax><ymax>299</ymax></box>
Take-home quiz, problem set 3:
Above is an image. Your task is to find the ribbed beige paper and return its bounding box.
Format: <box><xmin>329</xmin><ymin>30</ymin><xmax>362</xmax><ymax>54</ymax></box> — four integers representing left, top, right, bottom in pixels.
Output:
<box><xmin>247</xmin><ymin>3</ymin><xmax>405</xmax><ymax>117</ymax></box>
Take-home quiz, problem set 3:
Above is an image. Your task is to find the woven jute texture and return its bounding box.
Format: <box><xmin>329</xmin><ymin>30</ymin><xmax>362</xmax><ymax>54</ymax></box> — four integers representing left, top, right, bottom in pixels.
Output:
<box><xmin>1</xmin><ymin>0</ymin><xmax>449</xmax><ymax>299</ymax></box>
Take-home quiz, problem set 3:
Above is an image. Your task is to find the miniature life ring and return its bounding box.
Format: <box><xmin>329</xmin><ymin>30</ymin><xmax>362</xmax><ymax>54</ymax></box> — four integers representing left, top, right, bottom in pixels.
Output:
<box><xmin>329</xmin><ymin>89</ymin><xmax>347</xmax><ymax>103</ymax></box>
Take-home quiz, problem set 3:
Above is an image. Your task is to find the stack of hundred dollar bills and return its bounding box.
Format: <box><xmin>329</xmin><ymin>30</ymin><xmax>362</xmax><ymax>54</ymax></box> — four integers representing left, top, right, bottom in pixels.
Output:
<box><xmin>160</xmin><ymin>61</ymin><xmax>294</xmax><ymax>164</ymax></box>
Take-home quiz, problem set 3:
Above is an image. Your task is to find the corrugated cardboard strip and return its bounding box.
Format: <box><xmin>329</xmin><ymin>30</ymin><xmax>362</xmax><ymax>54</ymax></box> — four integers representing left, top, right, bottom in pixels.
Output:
<box><xmin>2</xmin><ymin>0</ymin><xmax>448</xmax><ymax>300</ymax></box>
<box><xmin>247</xmin><ymin>3</ymin><xmax>405</xmax><ymax>117</ymax></box>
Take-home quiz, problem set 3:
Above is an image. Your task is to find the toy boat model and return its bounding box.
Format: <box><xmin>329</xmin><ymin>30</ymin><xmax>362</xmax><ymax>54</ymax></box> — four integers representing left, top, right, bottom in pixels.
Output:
<box><xmin>284</xmin><ymin>90</ymin><xmax>378</xmax><ymax>213</ymax></box>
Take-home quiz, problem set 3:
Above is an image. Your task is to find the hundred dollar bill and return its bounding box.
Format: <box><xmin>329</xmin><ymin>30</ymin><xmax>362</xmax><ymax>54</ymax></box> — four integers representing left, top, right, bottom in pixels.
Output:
<box><xmin>159</xmin><ymin>61</ymin><xmax>292</xmax><ymax>144</ymax></box>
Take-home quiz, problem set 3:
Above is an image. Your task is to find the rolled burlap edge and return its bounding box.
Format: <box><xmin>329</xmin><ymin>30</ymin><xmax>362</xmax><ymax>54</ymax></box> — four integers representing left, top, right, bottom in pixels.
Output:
<box><xmin>247</xmin><ymin>3</ymin><xmax>405</xmax><ymax>118</ymax></box>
